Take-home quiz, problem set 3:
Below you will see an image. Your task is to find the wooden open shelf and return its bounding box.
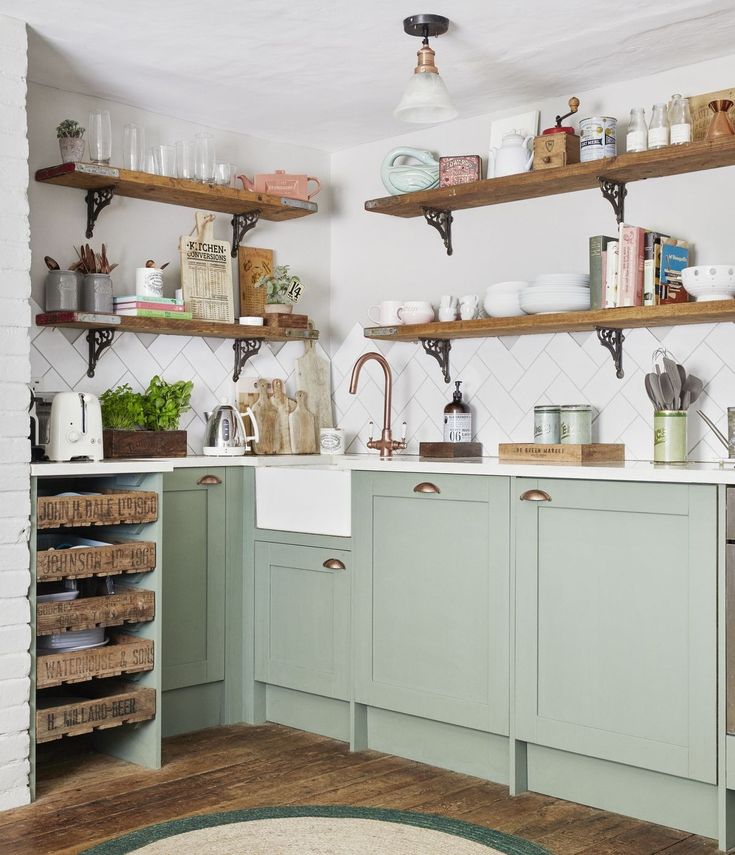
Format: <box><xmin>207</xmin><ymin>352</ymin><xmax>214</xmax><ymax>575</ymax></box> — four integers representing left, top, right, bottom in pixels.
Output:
<box><xmin>365</xmin><ymin>137</ymin><xmax>735</xmax><ymax>218</ymax></box>
<box><xmin>35</xmin><ymin>162</ymin><xmax>317</xmax><ymax>221</ymax></box>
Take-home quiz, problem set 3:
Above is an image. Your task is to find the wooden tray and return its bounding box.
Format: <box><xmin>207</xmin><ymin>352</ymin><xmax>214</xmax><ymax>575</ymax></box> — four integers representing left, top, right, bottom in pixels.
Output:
<box><xmin>36</xmin><ymin>633</ymin><xmax>154</xmax><ymax>689</ymax></box>
<box><xmin>419</xmin><ymin>442</ymin><xmax>483</xmax><ymax>458</ymax></box>
<box><xmin>36</xmin><ymin>682</ymin><xmax>156</xmax><ymax>743</ymax></box>
<box><xmin>498</xmin><ymin>443</ymin><xmax>625</xmax><ymax>464</ymax></box>
<box><xmin>36</xmin><ymin>539</ymin><xmax>156</xmax><ymax>582</ymax></box>
<box><xmin>37</xmin><ymin>490</ymin><xmax>158</xmax><ymax>529</ymax></box>
<box><xmin>103</xmin><ymin>429</ymin><xmax>187</xmax><ymax>459</ymax></box>
<box><xmin>264</xmin><ymin>312</ymin><xmax>309</xmax><ymax>329</ymax></box>
<box><xmin>36</xmin><ymin>589</ymin><xmax>155</xmax><ymax>635</ymax></box>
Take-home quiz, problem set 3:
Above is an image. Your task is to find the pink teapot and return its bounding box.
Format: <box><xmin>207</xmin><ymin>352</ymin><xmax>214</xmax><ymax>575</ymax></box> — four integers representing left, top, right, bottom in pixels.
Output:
<box><xmin>237</xmin><ymin>170</ymin><xmax>321</xmax><ymax>201</ymax></box>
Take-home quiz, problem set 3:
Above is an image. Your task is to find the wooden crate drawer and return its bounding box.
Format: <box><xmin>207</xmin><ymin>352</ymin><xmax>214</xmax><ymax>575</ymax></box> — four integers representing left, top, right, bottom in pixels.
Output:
<box><xmin>36</xmin><ymin>538</ymin><xmax>156</xmax><ymax>581</ymax></box>
<box><xmin>37</xmin><ymin>491</ymin><xmax>158</xmax><ymax>529</ymax></box>
<box><xmin>36</xmin><ymin>590</ymin><xmax>155</xmax><ymax>635</ymax></box>
<box><xmin>36</xmin><ymin>683</ymin><xmax>156</xmax><ymax>743</ymax></box>
<box><xmin>37</xmin><ymin>633</ymin><xmax>154</xmax><ymax>689</ymax></box>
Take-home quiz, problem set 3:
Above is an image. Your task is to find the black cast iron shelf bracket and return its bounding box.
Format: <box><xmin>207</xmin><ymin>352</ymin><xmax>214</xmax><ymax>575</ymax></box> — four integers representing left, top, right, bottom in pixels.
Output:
<box><xmin>420</xmin><ymin>338</ymin><xmax>452</xmax><ymax>383</ymax></box>
<box><xmin>422</xmin><ymin>208</ymin><xmax>454</xmax><ymax>256</ymax></box>
<box><xmin>232</xmin><ymin>338</ymin><xmax>263</xmax><ymax>382</ymax></box>
<box><xmin>598</xmin><ymin>178</ymin><xmax>627</xmax><ymax>224</ymax></box>
<box><xmin>596</xmin><ymin>326</ymin><xmax>625</xmax><ymax>379</ymax></box>
<box><xmin>231</xmin><ymin>210</ymin><xmax>262</xmax><ymax>257</ymax></box>
<box><xmin>85</xmin><ymin>187</ymin><xmax>116</xmax><ymax>239</ymax></box>
<box><xmin>85</xmin><ymin>328</ymin><xmax>115</xmax><ymax>378</ymax></box>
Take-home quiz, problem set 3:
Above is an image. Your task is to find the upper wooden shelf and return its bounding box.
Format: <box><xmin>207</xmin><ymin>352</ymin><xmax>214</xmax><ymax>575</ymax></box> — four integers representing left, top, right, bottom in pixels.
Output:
<box><xmin>364</xmin><ymin>136</ymin><xmax>735</xmax><ymax>218</ymax></box>
<box><xmin>35</xmin><ymin>162</ymin><xmax>317</xmax><ymax>222</ymax></box>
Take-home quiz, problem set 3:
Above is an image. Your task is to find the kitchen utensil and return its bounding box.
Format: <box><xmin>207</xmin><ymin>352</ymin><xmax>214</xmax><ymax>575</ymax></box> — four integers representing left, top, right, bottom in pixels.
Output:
<box><xmin>380</xmin><ymin>148</ymin><xmax>440</xmax><ymax>195</ymax></box>
<box><xmin>239</xmin><ymin>169</ymin><xmax>322</xmax><ymax>200</ymax></box>
<box><xmin>203</xmin><ymin>400</ymin><xmax>259</xmax><ymax>456</ymax></box>
<box><xmin>681</xmin><ymin>265</ymin><xmax>735</xmax><ymax>301</ymax></box>
<box><xmin>658</xmin><ymin>373</ymin><xmax>675</xmax><ymax>409</ymax></box>
<box><xmin>368</xmin><ymin>301</ymin><xmax>404</xmax><ymax>326</ymax></box>
<box><xmin>682</xmin><ymin>374</ymin><xmax>704</xmax><ymax>407</ymax></box>
<box><xmin>663</xmin><ymin>356</ymin><xmax>682</xmax><ymax>409</ymax></box>
<box><xmin>251</xmin><ymin>378</ymin><xmax>278</xmax><ymax>454</ymax></box>
<box><xmin>487</xmin><ymin>131</ymin><xmax>533</xmax><ymax>178</ymax></box>
<box><xmin>44</xmin><ymin>392</ymin><xmax>103</xmax><ymax>462</ymax></box>
<box><xmin>44</xmin><ymin>270</ymin><xmax>81</xmax><ymax>312</ymax></box>
<box><xmin>706</xmin><ymin>99</ymin><xmax>735</xmax><ymax>140</ymax></box>
<box><xmin>645</xmin><ymin>374</ymin><xmax>665</xmax><ymax>410</ymax></box>
<box><xmin>698</xmin><ymin>409</ymin><xmax>729</xmax><ymax>449</ymax></box>
<box><xmin>296</xmin><ymin>335</ymin><xmax>334</xmax><ymax>447</ymax></box>
<box><xmin>271</xmin><ymin>379</ymin><xmax>294</xmax><ymax>454</ymax></box>
<box><xmin>289</xmin><ymin>390</ymin><xmax>318</xmax><ymax>454</ymax></box>
<box><xmin>44</xmin><ymin>256</ymin><xmax>59</xmax><ymax>270</ymax></box>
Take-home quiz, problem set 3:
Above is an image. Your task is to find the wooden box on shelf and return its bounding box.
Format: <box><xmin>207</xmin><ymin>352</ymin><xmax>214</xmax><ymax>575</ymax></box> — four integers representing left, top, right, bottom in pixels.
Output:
<box><xmin>419</xmin><ymin>442</ymin><xmax>483</xmax><ymax>458</ymax></box>
<box><xmin>36</xmin><ymin>681</ymin><xmax>156</xmax><ymax>743</ymax></box>
<box><xmin>498</xmin><ymin>442</ymin><xmax>625</xmax><ymax>464</ymax></box>
<box><xmin>37</xmin><ymin>490</ymin><xmax>159</xmax><ymax>529</ymax></box>
<box><xmin>532</xmin><ymin>133</ymin><xmax>581</xmax><ymax>170</ymax></box>
<box><xmin>36</xmin><ymin>539</ymin><xmax>156</xmax><ymax>582</ymax></box>
<box><xmin>102</xmin><ymin>429</ymin><xmax>187</xmax><ymax>459</ymax></box>
<box><xmin>36</xmin><ymin>633</ymin><xmax>154</xmax><ymax>689</ymax></box>
<box><xmin>36</xmin><ymin>589</ymin><xmax>155</xmax><ymax>634</ymax></box>
<box><xmin>264</xmin><ymin>312</ymin><xmax>309</xmax><ymax>330</ymax></box>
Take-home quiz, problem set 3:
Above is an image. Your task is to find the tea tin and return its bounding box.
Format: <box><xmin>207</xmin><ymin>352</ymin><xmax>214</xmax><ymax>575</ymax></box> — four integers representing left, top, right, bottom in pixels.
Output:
<box><xmin>653</xmin><ymin>410</ymin><xmax>687</xmax><ymax>463</ymax></box>
<box><xmin>579</xmin><ymin>116</ymin><xmax>617</xmax><ymax>162</ymax></box>
<box><xmin>560</xmin><ymin>404</ymin><xmax>592</xmax><ymax>444</ymax></box>
<box><xmin>534</xmin><ymin>405</ymin><xmax>560</xmax><ymax>444</ymax></box>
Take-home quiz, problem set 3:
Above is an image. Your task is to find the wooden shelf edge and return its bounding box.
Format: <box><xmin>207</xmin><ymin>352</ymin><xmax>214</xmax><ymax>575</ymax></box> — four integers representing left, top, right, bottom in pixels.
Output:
<box><xmin>363</xmin><ymin>300</ymin><xmax>735</xmax><ymax>341</ymax></box>
<box><xmin>364</xmin><ymin>137</ymin><xmax>735</xmax><ymax>218</ymax></box>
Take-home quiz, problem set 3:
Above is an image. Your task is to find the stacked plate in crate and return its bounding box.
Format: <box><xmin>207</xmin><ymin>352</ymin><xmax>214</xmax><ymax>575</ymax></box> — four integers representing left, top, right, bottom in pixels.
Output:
<box><xmin>520</xmin><ymin>274</ymin><xmax>591</xmax><ymax>314</ymax></box>
<box><xmin>37</xmin><ymin>627</ymin><xmax>107</xmax><ymax>654</ymax></box>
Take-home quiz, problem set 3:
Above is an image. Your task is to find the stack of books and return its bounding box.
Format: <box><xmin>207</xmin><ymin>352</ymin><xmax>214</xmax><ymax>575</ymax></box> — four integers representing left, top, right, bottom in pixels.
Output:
<box><xmin>589</xmin><ymin>228</ymin><xmax>691</xmax><ymax>310</ymax></box>
<box><xmin>113</xmin><ymin>295</ymin><xmax>192</xmax><ymax>320</ymax></box>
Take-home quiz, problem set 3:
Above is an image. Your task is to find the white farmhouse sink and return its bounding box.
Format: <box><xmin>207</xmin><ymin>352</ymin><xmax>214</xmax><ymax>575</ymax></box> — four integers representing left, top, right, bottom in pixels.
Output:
<box><xmin>255</xmin><ymin>466</ymin><xmax>351</xmax><ymax>537</ymax></box>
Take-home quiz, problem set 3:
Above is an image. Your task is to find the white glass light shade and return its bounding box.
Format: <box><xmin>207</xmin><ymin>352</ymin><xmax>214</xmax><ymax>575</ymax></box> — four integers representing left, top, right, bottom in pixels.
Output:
<box><xmin>394</xmin><ymin>71</ymin><xmax>458</xmax><ymax>123</ymax></box>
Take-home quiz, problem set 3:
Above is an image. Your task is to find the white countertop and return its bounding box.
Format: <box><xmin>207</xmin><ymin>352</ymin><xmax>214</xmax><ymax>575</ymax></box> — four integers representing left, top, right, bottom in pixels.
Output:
<box><xmin>30</xmin><ymin>453</ymin><xmax>735</xmax><ymax>485</ymax></box>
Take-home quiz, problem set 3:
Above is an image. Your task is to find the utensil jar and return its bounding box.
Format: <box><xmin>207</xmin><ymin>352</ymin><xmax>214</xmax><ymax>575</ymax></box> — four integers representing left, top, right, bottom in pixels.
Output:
<box><xmin>653</xmin><ymin>410</ymin><xmax>687</xmax><ymax>463</ymax></box>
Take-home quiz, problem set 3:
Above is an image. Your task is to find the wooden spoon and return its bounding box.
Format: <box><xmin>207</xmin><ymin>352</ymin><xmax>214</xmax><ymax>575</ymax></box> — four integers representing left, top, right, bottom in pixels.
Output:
<box><xmin>44</xmin><ymin>256</ymin><xmax>60</xmax><ymax>271</ymax></box>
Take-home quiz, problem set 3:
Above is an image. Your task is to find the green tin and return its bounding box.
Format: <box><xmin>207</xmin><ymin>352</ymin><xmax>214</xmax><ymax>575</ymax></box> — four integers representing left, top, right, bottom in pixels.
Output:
<box><xmin>653</xmin><ymin>410</ymin><xmax>687</xmax><ymax>463</ymax></box>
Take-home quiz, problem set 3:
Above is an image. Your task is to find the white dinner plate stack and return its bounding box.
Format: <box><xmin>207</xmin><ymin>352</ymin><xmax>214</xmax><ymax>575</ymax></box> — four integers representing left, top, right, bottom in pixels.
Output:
<box><xmin>37</xmin><ymin>626</ymin><xmax>107</xmax><ymax>655</ymax></box>
<box><xmin>520</xmin><ymin>273</ymin><xmax>591</xmax><ymax>315</ymax></box>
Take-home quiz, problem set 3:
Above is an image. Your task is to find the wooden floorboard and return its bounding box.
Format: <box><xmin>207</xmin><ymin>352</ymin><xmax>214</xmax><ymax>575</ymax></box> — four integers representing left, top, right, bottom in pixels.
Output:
<box><xmin>0</xmin><ymin>723</ymin><xmax>717</xmax><ymax>855</ymax></box>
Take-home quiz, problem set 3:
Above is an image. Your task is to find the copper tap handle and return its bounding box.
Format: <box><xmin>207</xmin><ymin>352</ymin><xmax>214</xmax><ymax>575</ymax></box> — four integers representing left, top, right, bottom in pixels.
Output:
<box><xmin>197</xmin><ymin>475</ymin><xmax>222</xmax><ymax>486</ymax></box>
<box><xmin>322</xmin><ymin>558</ymin><xmax>346</xmax><ymax>570</ymax></box>
<box><xmin>520</xmin><ymin>489</ymin><xmax>551</xmax><ymax>502</ymax></box>
<box><xmin>413</xmin><ymin>482</ymin><xmax>441</xmax><ymax>494</ymax></box>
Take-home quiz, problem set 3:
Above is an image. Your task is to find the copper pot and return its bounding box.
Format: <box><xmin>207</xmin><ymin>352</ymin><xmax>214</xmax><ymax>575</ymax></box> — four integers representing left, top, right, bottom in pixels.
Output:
<box><xmin>705</xmin><ymin>100</ymin><xmax>735</xmax><ymax>141</ymax></box>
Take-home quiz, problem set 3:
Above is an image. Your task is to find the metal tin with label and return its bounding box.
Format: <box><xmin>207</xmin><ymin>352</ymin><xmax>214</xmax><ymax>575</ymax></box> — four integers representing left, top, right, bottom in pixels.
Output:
<box><xmin>560</xmin><ymin>404</ymin><xmax>592</xmax><ymax>444</ymax></box>
<box><xmin>653</xmin><ymin>410</ymin><xmax>687</xmax><ymax>463</ymax></box>
<box><xmin>534</xmin><ymin>405</ymin><xmax>560</xmax><ymax>444</ymax></box>
<box><xmin>320</xmin><ymin>427</ymin><xmax>345</xmax><ymax>455</ymax></box>
<box><xmin>579</xmin><ymin>116</ymin><xmax>617</xmax><ymax>161</ymax></box>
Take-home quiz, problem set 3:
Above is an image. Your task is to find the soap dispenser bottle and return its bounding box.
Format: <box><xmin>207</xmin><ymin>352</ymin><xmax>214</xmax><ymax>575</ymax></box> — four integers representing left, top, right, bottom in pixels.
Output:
<box><xmin>443</xmin><ymin>381</ymin><xmax>472</xmax><ymax>443</ymax></box>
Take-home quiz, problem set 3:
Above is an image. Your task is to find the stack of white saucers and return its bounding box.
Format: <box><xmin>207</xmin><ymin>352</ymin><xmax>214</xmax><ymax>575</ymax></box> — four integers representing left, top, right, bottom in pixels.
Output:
<box><xmin>37</xmin><ymin>626</ymin><xmax>107</xmax><ymax>654</ymax></box>
<box><xmin>520</xmin><ymin>273</ymin><xmax>591</xmax><ymax>314</ymax></box>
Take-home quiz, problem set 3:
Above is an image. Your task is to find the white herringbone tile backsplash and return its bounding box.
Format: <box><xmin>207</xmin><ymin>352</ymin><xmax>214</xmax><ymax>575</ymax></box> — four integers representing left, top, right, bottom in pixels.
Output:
<box><xmin>31</xmin><ymin>307</ymin><xmax>735</xmax><ymax>461</ymax></box>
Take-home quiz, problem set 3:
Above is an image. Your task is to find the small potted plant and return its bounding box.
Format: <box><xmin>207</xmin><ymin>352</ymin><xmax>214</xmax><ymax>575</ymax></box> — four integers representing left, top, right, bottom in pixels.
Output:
<box><xmin>255</xmin><ymin>264</ymin><xmax>304</xmax><ymax>314</ymax></box>
<box><xmin>100</xmin><ymin>376</ymin><xmax>193</xmax><ymax>458</ymax></box>
<box><xmin>56</xmin><ymin>119</ymin><xmax>86</xmax><ymax>164</ymax></box>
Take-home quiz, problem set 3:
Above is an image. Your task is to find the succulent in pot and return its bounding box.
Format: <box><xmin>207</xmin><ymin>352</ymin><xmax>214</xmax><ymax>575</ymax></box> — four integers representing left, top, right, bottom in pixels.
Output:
<box><xmin>255</xmin><ymin>264</ymin><xmax>304</xmax><ymax>314</ymax></box>
<box><xmin>56</xmin><ymin>119</ymin><xmax>86</xmax><ymax>164</ymax></box>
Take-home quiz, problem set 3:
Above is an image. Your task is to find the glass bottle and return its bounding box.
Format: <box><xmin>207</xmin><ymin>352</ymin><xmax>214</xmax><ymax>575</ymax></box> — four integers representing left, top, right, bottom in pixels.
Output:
<box><xmin>668</xmin><ymin>94</ymin><xmax>692</xmax><ymax>145</ymax></box>
<box><xmin>626</xmin><ymin>107</ymin><xmax>648</xmax><ymax>152</ymax></box>
<box><xmin>648</xmin><ymin>103</ymin><xmax>670</xmax><ymax>149</ymax></box>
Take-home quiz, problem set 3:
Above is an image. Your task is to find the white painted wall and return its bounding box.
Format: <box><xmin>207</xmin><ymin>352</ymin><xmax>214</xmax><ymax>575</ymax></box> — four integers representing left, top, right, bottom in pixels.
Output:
<box><xmin>330</xmin><ymin>53</ymin><xmax>735</xmax><ymax>460</ymax></box>
<box><xmin>0</xmin><ymin>13</ymin><xmax>31</xmax><ymax>811</ymax></box>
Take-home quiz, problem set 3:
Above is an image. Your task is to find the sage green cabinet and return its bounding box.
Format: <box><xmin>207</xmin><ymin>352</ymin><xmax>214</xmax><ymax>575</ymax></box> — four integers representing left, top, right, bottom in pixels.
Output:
<box><xmin>254</xmin><ymin>541</ymin><xmax>350</xmax><ymax>700</ymax></box>
<box><xmin>353</xmin><ymin>471</ymin><xmax>510</xmax><ymax>735</ymax></box>
<box><xmin>162</xmin><ymin>468</ymin><xmax>226</xmax><ymax>692</ymax></box>
<box><xmin>515</xmin><ymin>478</ymin><xmax>717</xmax><ymax>784</ymax></box>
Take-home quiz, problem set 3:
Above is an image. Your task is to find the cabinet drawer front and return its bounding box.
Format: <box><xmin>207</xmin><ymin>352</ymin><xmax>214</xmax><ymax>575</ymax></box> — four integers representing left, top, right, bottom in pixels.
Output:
<box><xmin>359</xmin><ymin>470</ymin><xmax>491</xmax><ymax>503</ymax></box>
<box><xmin>255</xmin><ymin>542</ymin><xmax>350</xmax><ymax>700</ymax></box>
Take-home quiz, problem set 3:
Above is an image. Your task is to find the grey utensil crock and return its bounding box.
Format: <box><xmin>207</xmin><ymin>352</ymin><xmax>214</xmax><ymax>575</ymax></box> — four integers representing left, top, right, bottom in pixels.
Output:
<box><xmin>81</xmin><ymin>273</ymin><xmax>113</xmax><ymax>313</ymax></box>
<box><xmin>44</xmin><ymin>270</ymin><xmax>81</xmax><ymax>311</ymax></box>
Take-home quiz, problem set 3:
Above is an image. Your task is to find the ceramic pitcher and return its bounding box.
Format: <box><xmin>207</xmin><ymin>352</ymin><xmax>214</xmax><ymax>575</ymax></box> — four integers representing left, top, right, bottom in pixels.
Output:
<box><xmin>488</xmin><ymin>132</ymin><xmax>534</xmax><ymax>178</ymax></box>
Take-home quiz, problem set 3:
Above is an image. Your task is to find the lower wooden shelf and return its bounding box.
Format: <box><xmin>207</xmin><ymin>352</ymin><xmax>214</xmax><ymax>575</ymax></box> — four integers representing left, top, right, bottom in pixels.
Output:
<box><xmin>36</xmin><ymin>634</ymin><xmax>154</xmax><ymax>689</ymax></box>
<box><xmin>36</xmin><ymin>682</ymin><xmax>156</xmax><ymax>743</ymax></box>
<box><xmin>36</xmin><ymin>590</ymin><xmax>155</xmax><ymax>635</ymax></box>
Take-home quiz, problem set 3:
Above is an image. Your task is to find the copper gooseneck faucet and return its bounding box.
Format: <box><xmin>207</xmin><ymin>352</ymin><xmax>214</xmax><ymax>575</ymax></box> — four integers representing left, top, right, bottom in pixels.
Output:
<box><xmin>349</xmin><ymin>352</ymin><xmax>407</xmax><ymax>459</ymax></box>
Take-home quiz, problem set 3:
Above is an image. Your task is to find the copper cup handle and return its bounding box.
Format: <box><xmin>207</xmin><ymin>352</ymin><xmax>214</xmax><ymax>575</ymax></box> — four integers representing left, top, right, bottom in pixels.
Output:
<box><xmin>520</xmin><ymin>489</ymin><xmax>551</xmax><ymax>502</ymax></box>
<box><xmin>197</xmin><ymin>475</ymin><xmax>222</xmax><ymax>486</ymax></box>
<box><xmin>413</xmin><ymin>482</ymin><xmax>441</xmax><ymax>494</ymax></box>
<box><xmin>323</xmin><ymin>559</ymin><xmax>346</xmax><ymax>570</ymax></box>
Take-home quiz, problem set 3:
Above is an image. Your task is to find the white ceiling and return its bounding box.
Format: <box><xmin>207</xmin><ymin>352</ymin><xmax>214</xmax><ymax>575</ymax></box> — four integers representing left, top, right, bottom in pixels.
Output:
<box><xmin>5</xmin><ymin>0</ymin><xmax>735</xmax><ymax>151</ymax></box>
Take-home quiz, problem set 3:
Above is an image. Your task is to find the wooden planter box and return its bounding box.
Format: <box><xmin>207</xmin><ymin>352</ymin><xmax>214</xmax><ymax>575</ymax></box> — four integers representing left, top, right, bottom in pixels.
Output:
<box><xmin>103</xmin><ymin>429</ymin><xmax>187</xmax><ymax>459</ymax></box>
<box><xmin>36</xmin><ymin>682</ymin><xmax>156</xmax><ymax>743</ymax></box>
<box><xmin>37</xmin><ymin>490</ymin><xmax>158</xmax><ymax>529</ymax></box>
<box><xmin>37</xmin><ymin>633</ymin><xmax>154</xmax><ymax>688</ymax></box>
<box><xmin>36</xmin><ymin>538</ymin><xmax>156</xmax><ymax>581</ymax></box>
<box><xmin>36</xmin><ymin>589</ymin><xmax>155</xmax><ymax>635</ymax></box>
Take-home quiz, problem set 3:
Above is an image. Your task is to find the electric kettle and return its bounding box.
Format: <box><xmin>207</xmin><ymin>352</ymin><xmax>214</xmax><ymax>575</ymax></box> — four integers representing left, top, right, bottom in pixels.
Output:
<box><xmin>203</xmin><ymin>401</ymin><xmax>259</xmax><ymax>456</ymax></box>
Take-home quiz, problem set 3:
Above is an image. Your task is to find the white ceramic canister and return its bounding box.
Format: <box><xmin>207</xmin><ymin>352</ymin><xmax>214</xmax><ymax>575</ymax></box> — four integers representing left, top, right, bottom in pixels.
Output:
<box><xmin>534</xmin><ymin>405</ymin><xmax>560</xmax><ymax>444</ymax></box>
<box><xmin>579</xmin><ymin>117</ymin><xmax>617</xmax><ymax>162</ymax></box>
<box><xmin>320</xmin><ymin>427</ymin><xmax>345</xmax><ymax>455</ymax></box>
<box><xmin>135</xmin><ymin>267</ymin><xmax>164</xmax><ymax>298</ymax></box>
<box><xmin>560</xmin><ymin>404</ymin><xmax>592</xmax><ymax>444</ymax></box>
<box><xmin>653</xmin><ymin>411</ymin><xmax>687</xmax><ymax>463</ymax></box>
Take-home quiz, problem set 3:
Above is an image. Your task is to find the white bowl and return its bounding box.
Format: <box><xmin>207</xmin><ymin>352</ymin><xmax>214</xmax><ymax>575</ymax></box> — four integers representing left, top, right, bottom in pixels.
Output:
<box><xmin>486</xmin><ymin>280</ymin><xmax>528</xmax><ymax>294</ymax></box>
<box><xmin>682</xmin><ymin>265</ymin><xmax>735</xmax><ymax>301</ymax></box>
<box><xmin>484</xmin><ymin>292</ymin><xmax>524</xmax><ymax>317</ymax></box>
<box><xmin>396</xmin><ymin>308</ymin><xmax>435</xmax><ymax>325</ymax></box>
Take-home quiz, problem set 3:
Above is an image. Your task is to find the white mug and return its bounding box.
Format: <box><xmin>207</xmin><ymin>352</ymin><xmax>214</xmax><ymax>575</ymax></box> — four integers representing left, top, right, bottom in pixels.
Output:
<box><xmin>397</xmin><ymin>301</ymin><xmax>435</xmax><ymax>324</ymax></box>
<box><xmin>438</xmin><ymin>306</ymin><xmax>457</xmax><ymax>322</ymax></box>
<box><xmin>368</xmin><ymin>300</ymin><xmax>404</xmax><ymax>326</ymax></box>
<box><xmin>459</xmin><ymin>294</ymin><xmax>479</xmax><ymax>320</ymax></box>
<box><xmin>440</xmin><ymin>295</ymin><xmax>458</xmax><ymax>309</ymax></box>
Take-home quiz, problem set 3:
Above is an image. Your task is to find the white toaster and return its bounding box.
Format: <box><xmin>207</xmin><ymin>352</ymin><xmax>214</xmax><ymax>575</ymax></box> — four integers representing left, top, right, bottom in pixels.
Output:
<box><xmin>44</xmin><ymin>392</ymin><xmax>104</xmax><ymax>462</ymax></box>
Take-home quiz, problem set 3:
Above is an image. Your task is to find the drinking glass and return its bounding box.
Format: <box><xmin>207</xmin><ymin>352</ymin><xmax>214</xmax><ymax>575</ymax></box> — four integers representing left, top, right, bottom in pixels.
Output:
<box><xmin>154</xmin><ymin>145</ymin><xmax>177</xmax><ymax>178</ymax></box>
<box><xmin>215</xmin><ymin>162</ymin><xmax>236</xmax><ymax>186</ymax></box>
<box><xmin>147</xmin><ymin>146</ymin><xmax>159</xmax><ymax>175</ymax></box>
<box><xmin>88</xmin><ymin>110</ymin><xmax>112</xmax><ymax>163</ymax></box>
<box><xmin>195</xmin><ymin>133</ymin><xmax>215</xmax><ymax>183</ymax></box>
<box><xmin>123</xmin><ymin>123</ymin><xmax>146</xmax><ymax>171</ymax></box>
<box><xmin>176</xmin><ymin>139</ymin><xmax>196</xmax><ymax>179</ymax></box>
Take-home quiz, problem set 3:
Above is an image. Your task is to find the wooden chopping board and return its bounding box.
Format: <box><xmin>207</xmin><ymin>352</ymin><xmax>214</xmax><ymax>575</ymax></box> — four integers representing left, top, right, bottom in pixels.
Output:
<box><xmin>289</xmin><ymin>390</ymin><xmax>317</xmax><ymax>454</ymax></box>
<box><xmin>271</xmin><ymin>379</ymin><xmax>295</xmax><ymax>454</ymax></box>
<box><xmin>251</xmin><ymin>378</ymin><xmax>278</xmax><ymax>455</ymax></box>
<box><xmin>296</xmin><ymin>336</ymin><xmax>333</xmax><ymax>447</ymax></box>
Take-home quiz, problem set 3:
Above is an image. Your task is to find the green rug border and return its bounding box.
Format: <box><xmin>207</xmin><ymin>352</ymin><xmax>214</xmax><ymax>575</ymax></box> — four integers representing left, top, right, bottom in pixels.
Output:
<box><xmin>80</xmin><ymin>804</ymin><xmax>552</xmax><ymax>855</ymax></box>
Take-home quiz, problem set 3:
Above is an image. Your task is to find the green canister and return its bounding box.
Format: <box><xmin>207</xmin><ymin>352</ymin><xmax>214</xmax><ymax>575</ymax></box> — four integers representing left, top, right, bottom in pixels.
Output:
<box><xmin>560</xmin><ymin>404</ymin><xmax>592</xmax><ymax>444</ymax></box>
<box><xmin>653</xmin><ymin>410</ymin><xmax>687</xmax><ymax>463</ymax></box>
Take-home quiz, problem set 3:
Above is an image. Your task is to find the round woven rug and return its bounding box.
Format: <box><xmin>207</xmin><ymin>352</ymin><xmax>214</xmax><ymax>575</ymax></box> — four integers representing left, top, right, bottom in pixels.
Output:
<box><xmin>80</xmin><ymin>806</ymin><xmax>551</xmax><ymax>855</ymax></box>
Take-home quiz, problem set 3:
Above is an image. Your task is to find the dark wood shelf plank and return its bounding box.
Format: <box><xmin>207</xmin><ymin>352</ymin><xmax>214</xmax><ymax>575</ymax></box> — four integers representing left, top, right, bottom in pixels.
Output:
<box><xmin>35</xmin><ymin>163</ymin><xmax>317</xmax><ymax>221</ymax></box>
<box><xmin>365</xmin><ymin>137</ymin><xmax>735</xmax><ymax>218</ymax></box>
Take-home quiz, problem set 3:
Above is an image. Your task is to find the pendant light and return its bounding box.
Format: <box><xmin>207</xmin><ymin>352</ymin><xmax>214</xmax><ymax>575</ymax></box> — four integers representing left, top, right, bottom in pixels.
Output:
<box><xmin>394</xmin><ymin>14</ymin><xmax>458</xmax><ymax>124</ymax></box>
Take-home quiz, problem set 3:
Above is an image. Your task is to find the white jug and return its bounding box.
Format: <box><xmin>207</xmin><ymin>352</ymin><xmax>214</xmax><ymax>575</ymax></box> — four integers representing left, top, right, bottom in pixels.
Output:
<box><xmin>488</xmin><ymin>131</ymin><xmax>534</xmax><ymax>178</ymax></box>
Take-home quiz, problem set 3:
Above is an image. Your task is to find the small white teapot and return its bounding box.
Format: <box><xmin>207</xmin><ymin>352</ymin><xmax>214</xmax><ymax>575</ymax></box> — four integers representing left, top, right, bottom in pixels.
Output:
<box><xmin>488</xmin><ymin>131</ymin><xmax>534</xmax><ymax>178</ymax></box>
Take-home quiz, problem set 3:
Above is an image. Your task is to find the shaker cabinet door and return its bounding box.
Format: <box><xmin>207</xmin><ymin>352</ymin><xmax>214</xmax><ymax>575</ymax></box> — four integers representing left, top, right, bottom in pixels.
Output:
<box><xmin>353</xmin><ymin>472</ymin><xmax>510</xmax><ymax>735</ymax></box>
<box><xmin>515</xmin><ymin>478</ymin><xmax>717</xmax><ymax>784</ymax></box>
<box><xmin>161</xmin><ymin>468</ymin><xmax>226</xmax><ymax>692</ymax></box>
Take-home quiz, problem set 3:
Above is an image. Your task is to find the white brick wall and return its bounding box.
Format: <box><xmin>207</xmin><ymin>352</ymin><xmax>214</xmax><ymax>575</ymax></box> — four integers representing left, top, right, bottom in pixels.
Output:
<box><xmin>0</xmin><ymin>14</ymin><xmax>31</xmax><ymax>810</ymax></box>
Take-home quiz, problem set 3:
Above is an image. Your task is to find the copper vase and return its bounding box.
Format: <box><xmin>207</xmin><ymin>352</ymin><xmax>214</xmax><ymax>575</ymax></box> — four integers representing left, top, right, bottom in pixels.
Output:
<box><xmin>705</xmin><ymin>99</ymin><xmax>735</xmax><ymax>140</ymax></box>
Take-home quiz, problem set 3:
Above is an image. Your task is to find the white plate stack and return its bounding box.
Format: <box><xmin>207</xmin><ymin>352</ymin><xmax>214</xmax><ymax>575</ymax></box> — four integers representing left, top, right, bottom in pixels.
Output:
<box><xmin>520</xmin><ymin>274</ymin><xmax>591</xmax><ymax>315</ymax></box>
<box><xmin>37</xmin><ymin>627</ymin><xmax>107</xmax><ymax>654</ymax></box>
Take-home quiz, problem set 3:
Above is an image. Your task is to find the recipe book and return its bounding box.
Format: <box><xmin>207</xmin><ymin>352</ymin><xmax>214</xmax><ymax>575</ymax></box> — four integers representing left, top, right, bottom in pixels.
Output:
<box><xmin>589</xmin><ymin>235</ymin><xmax>616</xmax><ymax>309</ymax></box>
